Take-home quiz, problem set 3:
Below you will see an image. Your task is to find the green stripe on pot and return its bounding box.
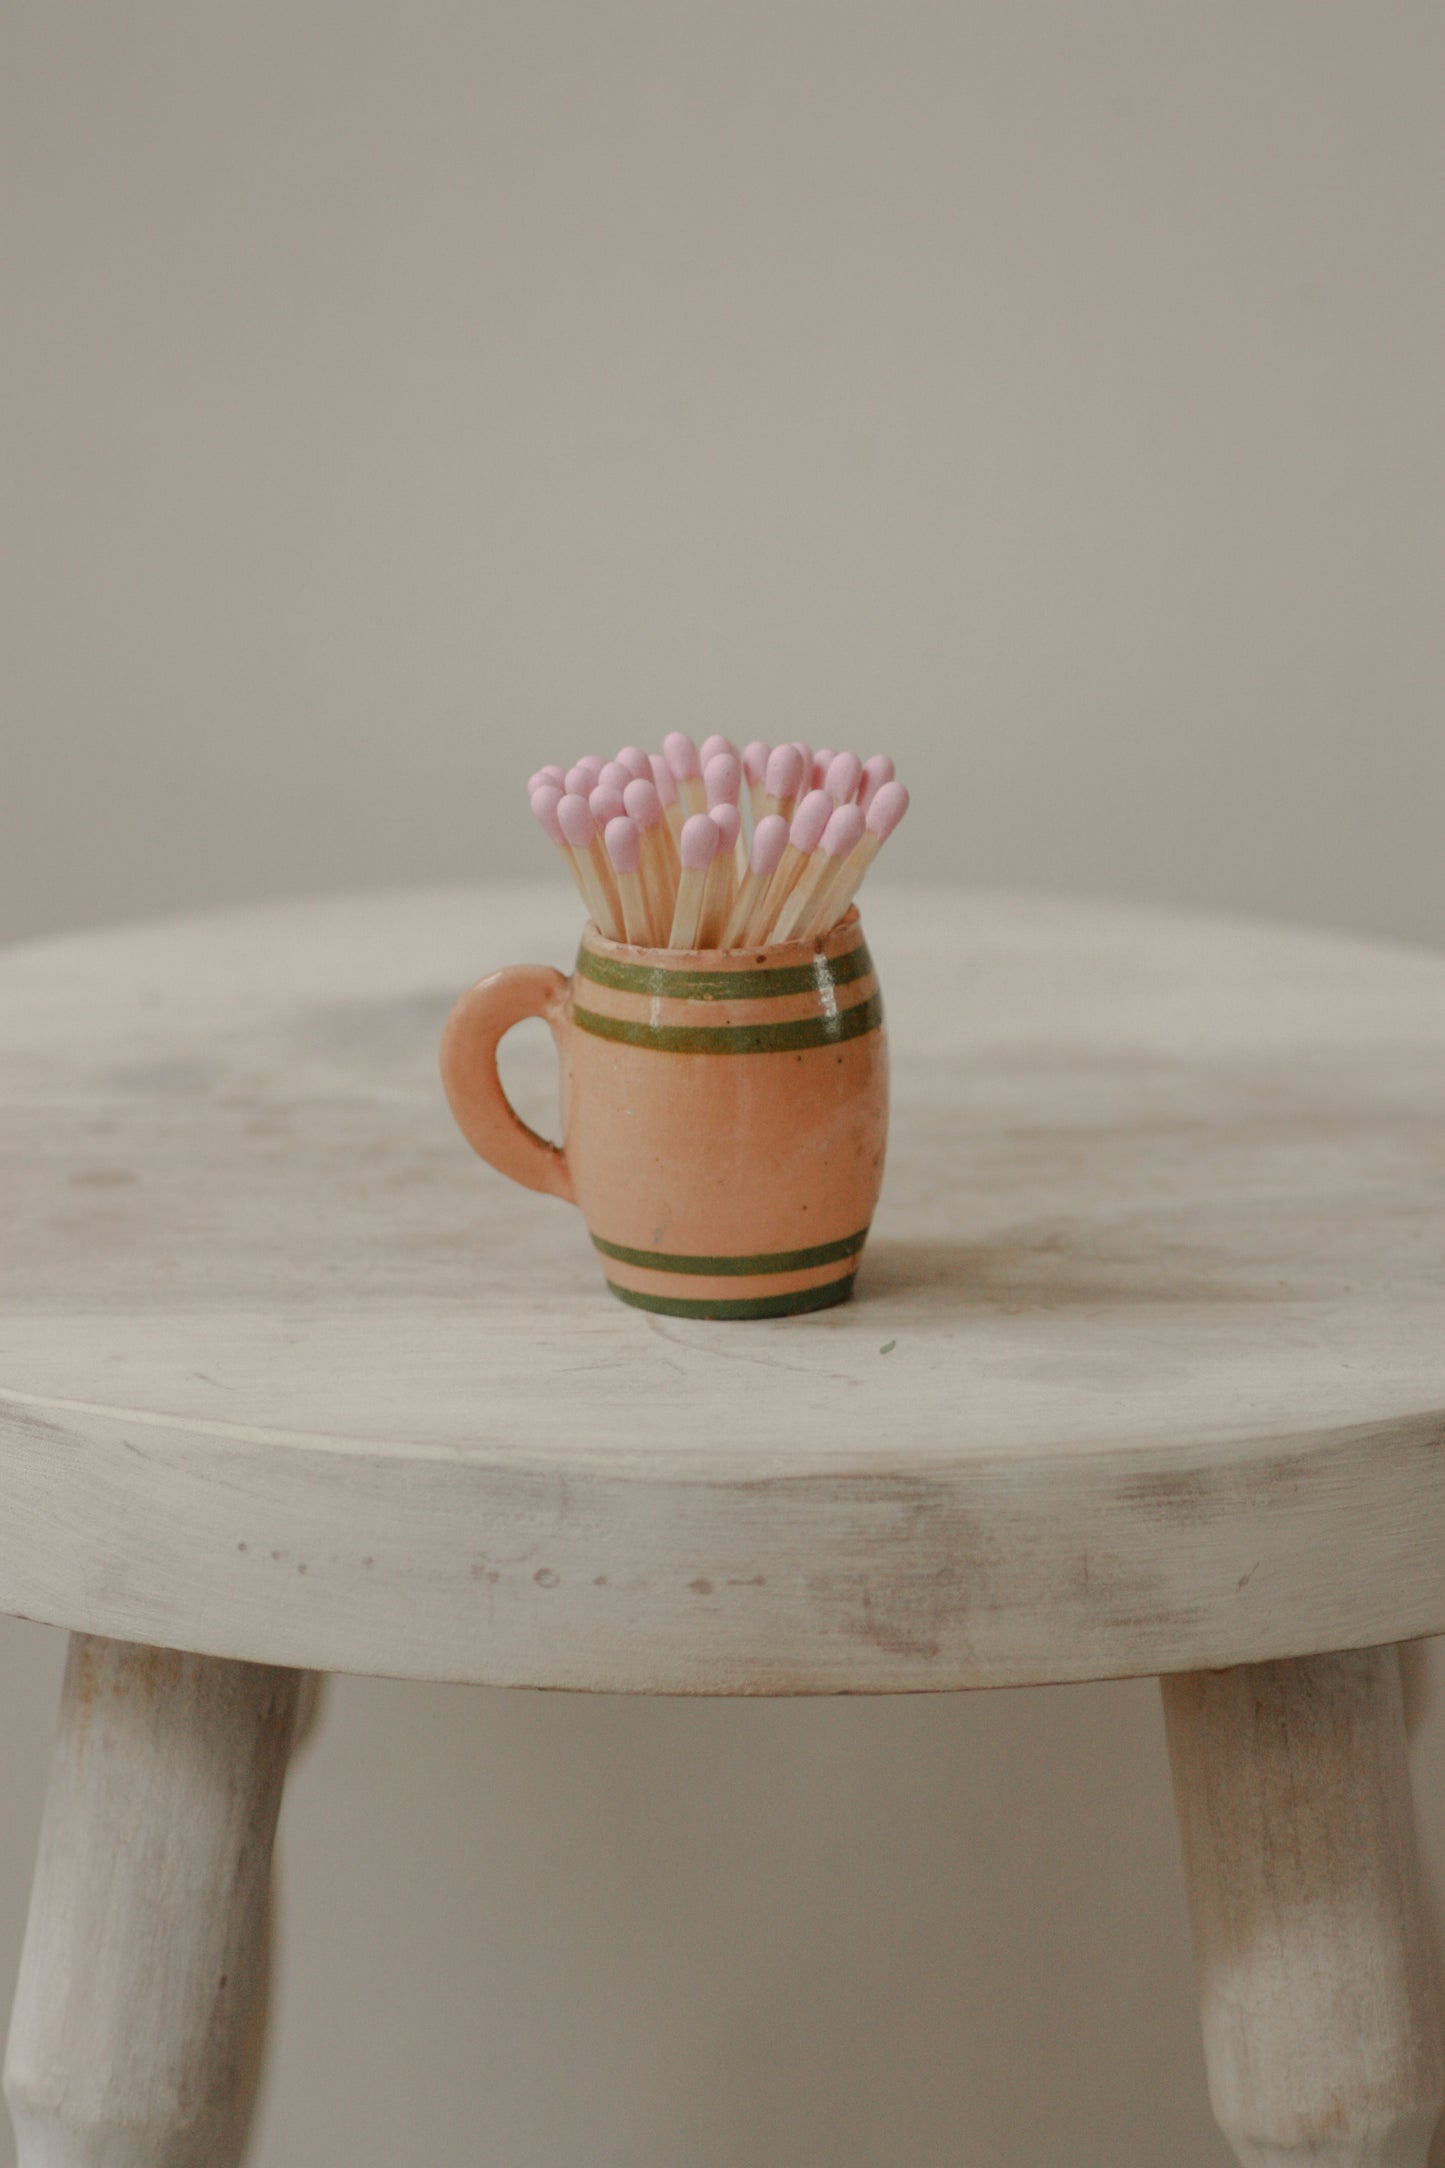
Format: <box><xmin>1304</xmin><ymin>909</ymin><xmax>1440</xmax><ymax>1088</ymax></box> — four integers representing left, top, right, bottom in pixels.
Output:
<box><xmin>573</xmin><ymin>990</ymin><xmax>883</xmax><ymax>1055</ymax></box>
<box><xmin>575</xmin><ymin>941</ymin><xmax>875</xmax><ymax>1002</ymax></box>
<box><xmin>607</xmin><ymin>1275</ymin><xmax>858</xmax><ymax>1321</ymax></box>
<box><xmin>592</xmin><ymin>1227</ymin><xmax>869</xmax><ymax>1277</ymax></box>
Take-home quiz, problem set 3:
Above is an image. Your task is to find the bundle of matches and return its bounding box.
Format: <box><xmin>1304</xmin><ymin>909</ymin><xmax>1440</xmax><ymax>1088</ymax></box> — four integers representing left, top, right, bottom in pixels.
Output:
<box><xmin>529</xmin><ymin>736</ymin><xmax>908</xmax><ymax>951</ymax></box>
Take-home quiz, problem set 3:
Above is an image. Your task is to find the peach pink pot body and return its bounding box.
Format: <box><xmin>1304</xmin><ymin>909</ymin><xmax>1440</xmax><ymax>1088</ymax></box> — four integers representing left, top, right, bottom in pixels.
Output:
<box><xmin>440</xmin><ymin>911</ymin><xmax>888</xmax><ymax>1318</ymax></box>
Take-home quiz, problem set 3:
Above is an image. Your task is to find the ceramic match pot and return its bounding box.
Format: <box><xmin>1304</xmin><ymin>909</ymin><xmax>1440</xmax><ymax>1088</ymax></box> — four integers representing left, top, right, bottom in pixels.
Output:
<box><xmin>440</xmin><ymin>909</ymin><xmax>887</xmax><ymax>1318</ymax></box>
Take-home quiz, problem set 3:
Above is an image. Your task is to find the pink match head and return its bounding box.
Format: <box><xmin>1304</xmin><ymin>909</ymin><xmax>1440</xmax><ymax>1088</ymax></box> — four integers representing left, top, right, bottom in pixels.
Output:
<box><xmin>604</xmin><ymin>815</ymin><xmax>641</xmax><ymax>875</ymax></box>
<box><xmin>679</xmin><ymin>812</ymin><xmax>721</xmax><ymax>872</ymax></box>
<box><xmin>615</xmin><ymin>745</ymin><xmax>651</xmax><ymax>781</ymax></box>
<box><xmin>703</xmin><ymin>752</ymin><xmax>740</xmax><ymax>809</ymax></box>
<box><xmin>588</xmin><ymin>784</ymin><xmax>626</xmax><ymax>827</ymax></box>
<box><xmin>556</xmin><ymin>793</ymin><xmax>596</xmax><ymax>850</ymax></box>
<box><xmin>597</xmin><ymin>760</ymin><xmax>632</xmax><ymax>795</ymax></box>
<box><xmin>811</xmin><ymin>747</ymin><xmax>836</xmax><ymax>791</ymax></box>
<box><xmin>699</xmin><ymin>734</ymin><xmax>738</xmax><ymax>769</ymax></box>
<box><xmin>789</xmin><ymin>789</ymin><xmax>833</xmax><ymax>854</ymax></box>
<box><xmin>663</xmin><ymin>732</ymin><xmax>701</xmax><ymax>783</ymax></box>
<box><xmin>564</xmin><ymin>762</ymin><xmax>598</xmax><ymax>798</ymax></box>
<box><xmin>865</xmin><ymin>779</ymin><xmax>909</xmax><ymax>841</ymax></box>
<box><xmin>824</xmin><ymin>751</ymin><xmax>862</xmax><ymax>804</ymax></box>
<box><xmin>821</xmin><ymin>803</ymin><xmax>865</xmax><ymax>860</ymax></box>
<box><xmin>764</xmin><ymin>743</ymin><xmax>806</xmax><ymax>801</ymax></box>
<box><xmin>622</xmin><ymin>778</ymin><xmax>662</xmax><ymax>830</ymax></box>
<box><xmin>529</xmin><ymin>784</ymin><xmax>565</xmax><ymax>845</ymax></box>
<box><xmin>858</xmin><ymin>753</ymin><xmax>895</xmax><ymax>811</ymax></box>
<box><xmin>710</xmin><ymin>803</ymin><xmax>741</xmax><ymax>854</ymax></box>
<box><xmin>527</xmin><ymin>764</ymin><xmax>567</xmax><ymax>795</ymax></box>
<box><xmin>748</xmin><ymin>813</ymin><xmax>789</xmax><ymax>879</ymax></box>
<box><xmin>742</xmin><ymin>740</ymin><xmax>769</xmax><ymax>786</ymax></box>
<box><xmin>648</xmin><ymin>753</ymin><xmax>678</xmax><ymax>806</ymax></box>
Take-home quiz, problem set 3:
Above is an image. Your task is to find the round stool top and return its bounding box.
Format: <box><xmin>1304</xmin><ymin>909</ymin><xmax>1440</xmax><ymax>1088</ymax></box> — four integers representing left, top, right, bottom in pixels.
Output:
<box><xmin>3</xmin><ymin>885</ymin><xmax>1443</xmax><ymax>1692</ymax></box>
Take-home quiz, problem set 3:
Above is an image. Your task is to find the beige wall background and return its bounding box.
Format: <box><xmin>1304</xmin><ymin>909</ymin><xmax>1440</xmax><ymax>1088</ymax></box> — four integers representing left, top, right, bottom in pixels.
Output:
<box><xmin>4</xmin><ymin>4</ymin><xmax>1443</xmax><ymax>2162</ymax></box>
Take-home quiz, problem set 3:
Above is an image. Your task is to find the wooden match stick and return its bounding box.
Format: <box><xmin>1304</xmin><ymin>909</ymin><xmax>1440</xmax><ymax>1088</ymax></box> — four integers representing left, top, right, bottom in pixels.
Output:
<box><xmin>530</xmin><ymin>785</ymin><xmax>594</xmax><ymax>916</ymax></box>
<box><xmin>701</xmin><ymin>806</ymin><xmax>740</xmax><ymax>949</ymax></box>
<box><xmin>795</xmin><ymin>803</ymin><xmax>872</xmax><ymax>939</ymax></box>
<box><xmin>669</xmin><ymin>813</ymin><xmax>721</xmax><ymax>948</ymax></box>
<box><xmin>604</xmin><ymin>816</ymin><xmax>654</xmax><ymax>945</ymax></box>
<box><xmin>615</xmin><ymin>745</ymin><xmax>652</xmax><ymax>783</ymax></box>
<box><xmin>808</xmin><ymin>779</ymin><xmax>909</xmax><ymax>933</ymax></box>
<box><xmin>742</xmin><ymin>741</ymin><xmax>769</xmax><ymax>825</ymax></box>
<box><xmin>588</xmin><ymin>784</ymin><xmax>627</xmax><ymax>834</ymax></box>
<box><xmin>823</xmin><ymin>751</ymin><xmax>862</xmax><ymax>804</ymax></box>
<box><xmin>811</xmin><ymin>747</ymin><xmax>836</xmax><ymax>792</ymax></box>
<box><xmin>772</xmin><ymin>803</ymin><xmax>864</xmax><ymax>943</ymax></box>
<box><xmin>557</xmin><ymin>792</ymin><xmax>623</xmax><ymax>939</ymax></box>
<box><xmin>704</xmin><ymin>752</ymin><xmax>749</xmax><ymax>882</ymax></box>
<box><xmin>760</xmin><ymin>743</ymin><xmax>806</xmax><ymax>827</ymax></box>
<box><xmin>698</xmin><ymin>805</ymin><xmax>739</xmax><ymax>946</ymax></box>
<box><xmin>564</xmin><ymin>758</ymin><xmax>603</xmax><ymax>797</ymax></box>
<box><xmin>663</xmin><ymin>733</ymin><xmax>708</xmax><ymax>818</ymax></box>
<box><xmin>749</xmin><ymin>787</ymin><xmax>832</xmax><ymax>943</ymax></box>
<box><xmin>622</xmin><ymin>777</ymin><xmax>676</xmax><ymax>940</ymax></box>
<box><xmin>858</xmin><ymin>753</ymin><xmax>894</xmax><ymax>811</ymax></box>
<box><xmin>703</xmin><ymin>751</ymin><xmax>740</xmax><ymax>809</ymax></box>
<box><xmin>528</xmin><ymin>764</ymin><xmax>567</xmax><ymax>795</ymax></box>
<box><xmin>720</xmin><ymin>814</ymin><xmax>789</xmax><ymax>948</ymax></box>
<box><xmin>649</xmin><ymin>754</ymin><xmax>685</xmax><ymax>848</ymax></box>
<box><xmin>700</xmin><ymin>734</ymin><xmax>739</xmax><ymax>771</ymax></box>
<box><xmin>596</xmin><ymin>760</ymin><xmax>634</xmax><ymax>797</ymax></box>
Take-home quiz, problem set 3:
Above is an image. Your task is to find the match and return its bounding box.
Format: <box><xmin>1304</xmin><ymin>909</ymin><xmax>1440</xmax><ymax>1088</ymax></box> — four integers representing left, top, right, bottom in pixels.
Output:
<box><xmin>527</xmin><ymin>735</ymin><xmax>909</xmax><ymax>951</ymax></box>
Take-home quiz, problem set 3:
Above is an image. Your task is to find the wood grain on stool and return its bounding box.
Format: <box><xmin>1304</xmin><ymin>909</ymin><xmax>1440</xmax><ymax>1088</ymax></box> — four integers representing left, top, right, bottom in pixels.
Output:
<box><xmin>1162</xmin><ymin>1648</ymin><xmax>1444</xmax><ymax>2168</ymax></box>
<box><xmin>4</xmin><ymin>1636</ymin><xmax>302</xmax><ymax>2168</ymax></box>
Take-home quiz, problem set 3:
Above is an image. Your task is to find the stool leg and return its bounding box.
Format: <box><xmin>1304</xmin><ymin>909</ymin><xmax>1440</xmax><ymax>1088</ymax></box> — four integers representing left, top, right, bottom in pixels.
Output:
<box><xmin>4</xmin><ymin>1635</ymin><xmax>302</xmax><ymax>2168</ymax></box>
<box><xmin>1162</xmin><ymin>1647</ymin><xmax>1445</xmax><ymax>2168</ymax></box>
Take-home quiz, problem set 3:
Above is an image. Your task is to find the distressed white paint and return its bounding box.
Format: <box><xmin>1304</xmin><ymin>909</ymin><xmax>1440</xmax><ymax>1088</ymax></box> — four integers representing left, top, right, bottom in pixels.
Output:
<box><xmin>1</xmin><ymin>884</ymin><xmax>1443</xmax><ymax>1690</ymax></box>
<box><xmin>3</xmin><ymin>1636</ymin><xmax>301</xmax><ymax>2167</ymax></box>
<box><xmin>1163</xmin><ymin>1649</ymin><xmax>1444</xmax><ymax>2167</ymax></box>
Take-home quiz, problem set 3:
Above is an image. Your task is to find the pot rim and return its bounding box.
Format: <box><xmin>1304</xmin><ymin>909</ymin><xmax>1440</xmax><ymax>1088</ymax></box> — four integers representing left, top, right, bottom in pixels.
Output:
<box><xmin>577</xmin><ymin>904</ymin><xmax>863</xmax><ymax>969</ymax></box>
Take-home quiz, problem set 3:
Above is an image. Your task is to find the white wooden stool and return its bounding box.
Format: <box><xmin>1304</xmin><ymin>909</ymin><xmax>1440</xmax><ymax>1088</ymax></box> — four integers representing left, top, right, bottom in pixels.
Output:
<box><xmin>3</xmin><ymin>884</ymin><xmax>1444</xmax><ymax>2166</ymax></box>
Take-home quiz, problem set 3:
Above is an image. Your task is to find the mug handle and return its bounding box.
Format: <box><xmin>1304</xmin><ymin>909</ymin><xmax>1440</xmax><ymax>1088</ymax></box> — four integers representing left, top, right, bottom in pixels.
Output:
<box><xmin>439</xmin><ymin>965</ymin><xmax>575</xmax><ymax>1203</ymax></box>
